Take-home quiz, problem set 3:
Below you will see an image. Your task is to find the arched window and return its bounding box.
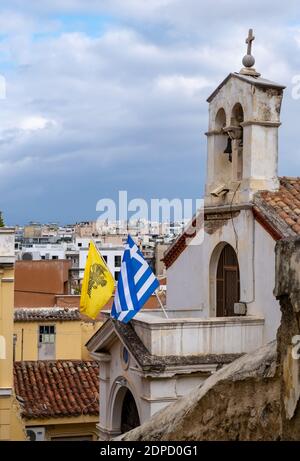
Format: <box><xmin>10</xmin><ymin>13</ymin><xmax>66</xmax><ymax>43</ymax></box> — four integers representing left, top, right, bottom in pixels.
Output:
<box><xmin>215</xmin><ymin>108</ymin><xmax>226</xmax><ymax>130</ymax></box>
<box><xmin>230</xmin><ymin>103</ymin><xmax>244</xmax><ymax>127</ymax></box>
<box><xmin>212</xmin><ymin>107</ymin><xmax>233</xmax><ymax>185</ymax></box>
<box><xmin>214</xmin><ymin>108</ymin><xmax>227</xmax><ymax>157</ymax></box>
<box><xmin>230</xmin><ymin>103</ymin><xmax>244</xmax><ymax>180</ymax></box>
<box><xmin>216</xmin><ymin>244</ymin><xmax>240</xmax><ymax>317</ymax></box>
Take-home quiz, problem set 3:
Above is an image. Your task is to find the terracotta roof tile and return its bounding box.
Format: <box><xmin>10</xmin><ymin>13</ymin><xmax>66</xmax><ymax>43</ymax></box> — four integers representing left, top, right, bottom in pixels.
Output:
<box><xmin>254</xmin><ymin>177</ymin><xmax>300</xmax><ymax>238</ymax></box>
<box><xmin>14</xmin><ymin>360</ymin><xmax>99</xmax><ymax>419</ymax></box>
<box><xmin>14</xmin><ymin>307</ymin><xmax>81</xmax><ymax>322</ymax></box>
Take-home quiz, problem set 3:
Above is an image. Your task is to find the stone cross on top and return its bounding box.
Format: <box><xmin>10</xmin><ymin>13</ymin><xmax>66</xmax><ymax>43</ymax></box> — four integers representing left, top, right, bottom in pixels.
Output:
<box><xmin>241</xmin><ymin>28</ymin><xmax>260</xmax><ymax>76</ymax></box>
<box><xmin>246</xmin><ymin>29</ymin><xmax>255</xmax><ymax>56</ymax></box>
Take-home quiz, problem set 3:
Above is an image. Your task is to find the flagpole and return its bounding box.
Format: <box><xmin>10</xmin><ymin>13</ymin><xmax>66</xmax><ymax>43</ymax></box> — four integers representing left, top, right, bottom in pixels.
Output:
<box><xmin>155</xmin><ymin>290</ymin><xmax>169</xmax><ymax>319</ymax></box>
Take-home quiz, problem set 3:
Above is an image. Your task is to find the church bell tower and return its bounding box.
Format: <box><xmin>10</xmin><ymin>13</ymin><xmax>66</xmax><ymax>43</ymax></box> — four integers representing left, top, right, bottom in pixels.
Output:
<box><xmin>205</xmin><ymin>29</ymin><xmax>285</xmax><ymax>206</ymax></box>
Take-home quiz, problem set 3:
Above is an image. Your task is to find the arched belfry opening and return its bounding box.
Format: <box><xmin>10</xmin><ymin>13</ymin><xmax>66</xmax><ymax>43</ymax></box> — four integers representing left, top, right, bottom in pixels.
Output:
<box><xmin>212</xmin><ymin>107</ymin><xmax>232</xmax><ymax>185</ymax></box>
<box><xmin>215</xmin><ymin>107</ymin><xmax>226</xmax><ymax>130</ymax></box>
<box><xmin>216</xmin><ymin>244</ymin><xmax>240</xmax><ymax>317</ymax></box>
<box><xmin>215</xmin><ymin>108</ymin><xmax>227</xmax><ymax>157</ymax></box>
<box><xmin>230</xmin><ymin>103</ymin><xmax>244</xmax><ymax>180</ymax></box>
<box><xmin>231</xmin><ymin>102</ymin><xmax>244</xmax><ymax>127</ymax></box>
<box><xmin>222</xmin><ymin>102</ymin><xmax>244</xmax><ymax>181</ymax></box>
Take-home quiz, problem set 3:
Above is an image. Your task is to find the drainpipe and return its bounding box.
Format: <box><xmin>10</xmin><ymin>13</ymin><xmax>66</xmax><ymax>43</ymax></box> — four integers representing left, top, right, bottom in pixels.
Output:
<box><xmin>21</xmin><ymin>328</ymin><xmax>24</xmax><ymax>361</ymax></box>
<box><xmin>239</xmin><ymin>211</ymin><xmax>256</xmax><ymax>309</ymax></box>
<box><xmin>13</xmin><ymin>334</ymin><xmax>17</xmax><ymax>362</ymax></box>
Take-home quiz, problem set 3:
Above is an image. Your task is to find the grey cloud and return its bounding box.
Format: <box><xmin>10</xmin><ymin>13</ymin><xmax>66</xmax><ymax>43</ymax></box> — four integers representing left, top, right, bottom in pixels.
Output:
<box><xmin>0</xmin><ymin>2</ymin><xmax>299</xmax><ymax>224</ymax></box>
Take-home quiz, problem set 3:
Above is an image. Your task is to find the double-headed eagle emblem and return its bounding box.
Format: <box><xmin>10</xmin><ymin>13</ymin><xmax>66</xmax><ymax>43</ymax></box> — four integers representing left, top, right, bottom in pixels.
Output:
<box><xmin>87</xmin><ymin>263</ymin><xmax>108</xmax><ymax>298</ymax></box>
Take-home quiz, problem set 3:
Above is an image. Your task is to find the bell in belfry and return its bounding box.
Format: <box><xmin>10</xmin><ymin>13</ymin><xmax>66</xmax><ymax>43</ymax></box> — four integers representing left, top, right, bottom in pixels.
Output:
<box><xmin>224</xmin><ymin>136</ymin><xmax>232</xmax><ymax>162</ymax></box>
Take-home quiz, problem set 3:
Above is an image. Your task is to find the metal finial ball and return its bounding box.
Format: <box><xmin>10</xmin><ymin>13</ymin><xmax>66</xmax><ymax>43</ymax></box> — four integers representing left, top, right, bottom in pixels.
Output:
<box><xmin>242</xmin><ymin>54</ymin><xmax>255</xmax><ymax>68</ymax></box>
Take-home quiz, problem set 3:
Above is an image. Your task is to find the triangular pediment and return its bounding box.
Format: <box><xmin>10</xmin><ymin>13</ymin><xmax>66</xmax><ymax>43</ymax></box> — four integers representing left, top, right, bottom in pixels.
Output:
<box><xmin>86</xmin><ymin>318</ymin><xmax>120</xmax><ymax>353</ymax></box>
<box><xmin>86</xmin><ymin>318</ymin><xmax>147</xmax><ymax>372</ymax></box>
<box><xmin>206</xmin><ymin>72</ymin><xmax>285</xmax><ymax>103</ymax></box>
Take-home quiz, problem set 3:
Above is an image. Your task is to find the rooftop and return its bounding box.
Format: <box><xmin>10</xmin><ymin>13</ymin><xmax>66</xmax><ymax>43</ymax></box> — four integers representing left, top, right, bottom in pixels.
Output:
<box><xmin>254</xmin><ymin>177</ymin><xmax>300</xmax><ymax>237</ymax></box>
<box><xmin>14</xmin><ymin>307</ymin><xmax>81</xmax><ymax>322</ymax></box>
<box><xmin>14</xmin><ymin>360</ymin><xmax>99</xmax><ymax>419</ymax></box>
<box><xmin>206</xmin><ymin>72</ymin><xmax>285</xmax><ymax>103</ymax></box>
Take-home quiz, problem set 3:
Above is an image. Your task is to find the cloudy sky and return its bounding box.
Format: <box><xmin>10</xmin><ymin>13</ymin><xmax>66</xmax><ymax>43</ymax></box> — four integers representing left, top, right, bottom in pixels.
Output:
<box><xmin>0</xmin><ymin>0</ymin><xmax>300</xmax><ymax>225</ymax></box>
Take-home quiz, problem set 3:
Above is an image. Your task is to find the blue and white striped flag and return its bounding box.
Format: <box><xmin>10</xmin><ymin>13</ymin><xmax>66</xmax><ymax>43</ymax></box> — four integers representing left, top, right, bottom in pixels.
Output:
<box><xmin>111</xmin><ymin>235</ymin><xmax>159</xmax><ymax>323</ymax></box>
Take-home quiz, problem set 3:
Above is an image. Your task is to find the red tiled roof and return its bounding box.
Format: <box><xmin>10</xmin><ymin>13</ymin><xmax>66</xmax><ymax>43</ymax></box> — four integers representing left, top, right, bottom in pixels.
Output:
<box><xmin>14</xmin><ymin>307</ymin><xmax>81</xmax><ymax>322</ymax></box>
<box><xmin>254</xmin><ymin>177</ymin><xmax>300</xmax><ymax>237</ymax></box>
<box><xmin>14</xmin><ymin>360</ymin><xmax>99</xmax><ymax>419</ymax></box>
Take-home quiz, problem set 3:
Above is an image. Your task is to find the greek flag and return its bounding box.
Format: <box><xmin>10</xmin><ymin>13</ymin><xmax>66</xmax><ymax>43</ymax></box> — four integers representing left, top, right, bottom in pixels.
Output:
<box><xmin>111</xmin><ymin>235</ymin><xmax>159</xmax><ymax>323</ymax></box>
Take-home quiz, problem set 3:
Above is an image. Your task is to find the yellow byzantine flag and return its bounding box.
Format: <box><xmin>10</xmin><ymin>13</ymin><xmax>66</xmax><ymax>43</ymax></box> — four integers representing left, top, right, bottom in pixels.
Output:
<box><xmin>80</xmin><ymin>240</ymin><xmax>115</xmax><ymax>319</ymax></box>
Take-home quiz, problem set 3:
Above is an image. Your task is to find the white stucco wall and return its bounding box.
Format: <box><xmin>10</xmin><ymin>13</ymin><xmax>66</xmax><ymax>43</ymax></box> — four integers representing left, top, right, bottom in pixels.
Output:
<box><xmin>166</xmin><ymin>210</ymin><xmax>281</xmax><ymax>344</ymax></box>
<box><xmin>167</xmin><ymin>209</ymin><xmax>254</xmax><ymax>315</ymax></box>
<box><xmin>166</xmin><ymin>241</ymin><xmax>204</xmax><ymax>311</ymax></box>
<box><xmin>247</xmin><ymin>221</ymin><xmax>281</xmax><ymax>342</ymax></box>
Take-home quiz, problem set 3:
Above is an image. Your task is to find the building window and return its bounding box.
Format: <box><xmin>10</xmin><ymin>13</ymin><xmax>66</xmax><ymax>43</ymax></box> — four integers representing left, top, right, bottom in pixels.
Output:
<box><xmin>41</xmin><ymin>255</ymin><xmax>45</xmax><ymax>260</ymax></box>
<box><xmin>216</xmin><ymin>244</ymin><xmax>240</xmax><ymax>317</ymax></box>
<box><xmin>123</xmin><ymin>347</ymin><xmax>129</xmax><ymax>364</ymax></box>
<box><xmin>103</xmin><ymin>255</ymin><xmax>108</xmax><ymax>263</ymax></box>
<box><xmin>121</xmin><ymin>345</ymin><xmax>130</xmax><ymax>370</ymax></box>
<box><xmin>38</xmin><ymin>325</ymin><xmax>55</xmax><ymax>360</ymax></box>
<box><xmin>78</xmin><ymin>242</ymin><xmax>82</xmax><ymax>247</ymax></box>
<box><xmin>115</xmin><ymin>271</ymin><xmax>120</xmax><ymax>282</ymax></box>
<box><xmin>39</xmin><ymin>325</ymin><xmax>55</xmax><ymax>344</ymax></box>
<box><xmin>115</xmin><ymin>255</ymin><xmax>121</xmax><ymax>267</ymax></box>
<box><xmin>52</xmin><ymin>256</ymin><xmax>58</xmax><ymax>260</ymax></box>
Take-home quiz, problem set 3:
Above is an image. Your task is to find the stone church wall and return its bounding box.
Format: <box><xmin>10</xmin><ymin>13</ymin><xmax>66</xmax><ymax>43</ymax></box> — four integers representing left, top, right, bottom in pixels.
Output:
<box><xmin>274</xmin><ymin>237</ymin><xmax>300</xmax><ymax>440</ymax></box>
